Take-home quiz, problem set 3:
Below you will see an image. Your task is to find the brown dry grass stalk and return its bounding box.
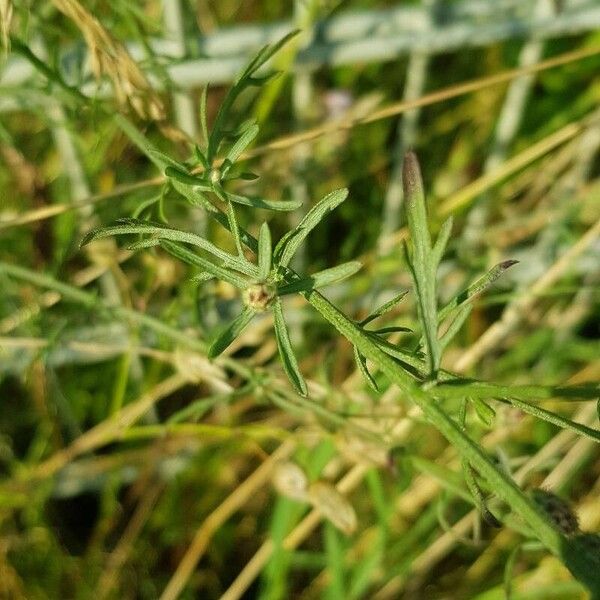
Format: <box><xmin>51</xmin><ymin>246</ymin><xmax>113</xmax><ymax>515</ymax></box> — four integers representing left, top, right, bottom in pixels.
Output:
<box><xmin>51</xmin><ymin>0</ymin><xmax>164</xmax><ymax>120</ymax></box>
<box><xmin>0</xmin><ymin>0</ymin><xmax>13</xmax><ymax>51</ymax></box>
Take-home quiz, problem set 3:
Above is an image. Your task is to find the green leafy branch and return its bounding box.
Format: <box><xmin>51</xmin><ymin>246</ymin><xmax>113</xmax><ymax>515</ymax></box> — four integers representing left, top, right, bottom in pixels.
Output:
<box><xmin>71</xmin><ymin>34</ymin><xmax>600</xmax><ymax>593</ymax></box>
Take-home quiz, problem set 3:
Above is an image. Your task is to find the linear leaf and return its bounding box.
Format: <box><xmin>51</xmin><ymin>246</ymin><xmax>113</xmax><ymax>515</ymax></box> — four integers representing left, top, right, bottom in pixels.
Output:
<box><xmin>470</xmin><ymin>396</ymin><xmax>496</xmax><ymax>427</ymax></box>
<box><xmin>170</xmin><ymin>181</ymin><xmax>259</xmax><ymax>253</ymax></box>
<box><xmin>208</xmin><ymin>306</ymin><xmax>256</xmax><ymax>358</ymax></box>
<box><xmin>226</xmin><ymin>191</ymin><xmax>302</xmax><ymax>212</ymax></box>
<box><xmin>503</xmin><ymin>397</ymin><xmax>600</xmax><ymax>444</ymax></box>
<box><xmin>438</xmin><ymin>260</ymin><xmax>519</xmax><ymax>323</ymax></box>
<box><xmin>277</xmin><ymin>261</ymin><xmax>362</xmax><ymax>295</ymax></box>
<box><xmin>126</xmin><ymin>238</ymin><xmax>161</xmax><ymax>250</ymax></box>
<box><xmin>360</xmin><ymin>291</ymin><xmax>409</xmax><ymax>326</ymax></box>
<box><xmin>439</xmin><ymin>303</ymin><xmax>472</xmax><ymax>350</ymax></box>
<box><xmin>370</xmin><ymin>326</ymin><xmax>412</xmax><ymax>335</ymax></box>
<box><xmin>189</xmin><ymin>272</ymin><xmax>215</xmax><ymax>284</ymax></box>
<box><xmin>165</xmin><ymin>166</ymin><xmax>212</xmax><ymax>190</ymax></box>
<box><xmin>114</xmin><ymin>114</ymin><xmax>165</xmax><ymax>170</ymax></box>
<box><xmin>462</xmin><ymin>460</ymin><xmax>501</xmax><ymax>528</ymax></box>
<box><xmin>208</xmin><ymin>31</ymin><xmax>299</xmax><ymax>162</ymax></box>
<box><xmin>225</xmin><ymin>122</ymin><xmax>259</xmax><ymax>165</ymax></box>
<box><xmin>159</xmin><ymin>240</ymin><xmax>248</xmax><ymax>289</ymax></box>
<box><xmin>81</xmin><ymin>218</ymin><xmax>257</xmax><ymax>277</ymax></box>
<box><xmin>148</xmin><ymin>150</ymin><xmax>187</xmax><ymax>172</ymax></box>
<box><xmin>354</xmin><ymin>346</ymin><xmax>379</xmax><ymax>392</ymax></box>
<box><xmin>403</xmin><ymin>151</ymin><xmax>439</xmax><ymax>375</ymax></box>
<box><xmin>272</xmin><ymin>297</ymin><xmax>307</xmax><ymax>396</ymax></box>
<box><xmin>365</xmin><ymin>332</ymin><xmax>424</xmax><ymax>374</ymax></box>
<box><xmin>258</xmin><ymin>222</ymin><xmax>272</xmax><ymax>281</ymax></box>
<box><xmin>275</xmin><ymin>188</ymin><xmax>348</xmax><ymax>267</ymax></box>
<box><xmin>431</xmin><ymin>216</ymin><xmax>453</xmax><ymax>267</ymax></box>
<box><xmin>199</xmin><ymin>85</ymin><xmax>209</xmax><ymax>147</ymax></box>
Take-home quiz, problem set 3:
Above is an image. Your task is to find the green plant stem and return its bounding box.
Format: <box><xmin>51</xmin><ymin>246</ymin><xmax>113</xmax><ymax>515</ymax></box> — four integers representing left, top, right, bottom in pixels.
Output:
<box><xmin>433</xmin><ymin>382</ymin><xmax>600</xmax><ymax>401</ymax></box>
<box><xmin>302</xmin><ymin>288</ymin><xmax>564</xmax><ymax>555</ymax></box>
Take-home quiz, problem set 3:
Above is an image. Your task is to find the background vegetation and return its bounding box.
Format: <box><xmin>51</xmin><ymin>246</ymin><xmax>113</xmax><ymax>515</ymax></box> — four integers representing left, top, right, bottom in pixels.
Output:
<box><xmin>0</xmin><ymin>1</ymin><xmax>599</xmax><ymax>598</ymax></box>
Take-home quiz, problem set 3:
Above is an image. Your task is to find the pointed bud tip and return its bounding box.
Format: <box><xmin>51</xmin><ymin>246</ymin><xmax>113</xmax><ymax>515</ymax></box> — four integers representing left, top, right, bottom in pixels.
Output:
<box><xmin>402</xmin><ymin>150</ymin><xmax>424</xmax><ymax>202</ymax></box>
<box><xmin>499</xmin><ymin>259</ymin><xmax>519</xmax><ymax>270</ymax></box>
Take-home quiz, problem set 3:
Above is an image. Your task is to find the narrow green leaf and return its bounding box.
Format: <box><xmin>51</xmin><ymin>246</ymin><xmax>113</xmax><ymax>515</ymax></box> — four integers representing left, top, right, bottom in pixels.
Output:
<box><xmin>225</xmin><ymin>122</ymin><xmax>259</xmax><ymax>165</ymax></box>
<box><xmin>275</xmin><ymin>188</ymin><xmax>348</xmax><ymax>267</ymax></box>
<box><xmin>364</xmin><ymin>333</ymin><xmax>425</xmax><ymax>374</ymax></box>
<box><xmin>226</xmin><ymin>191</ymin><xmax>302</xmax><ymax>212</ymax></box>
<box><xmin>504</xmin><ymin>397</ymin><xmax>600</xmax><ymax>444</ymax></box>
<box><xmin>131</xmin><ymin>192</ymin><xmax>162</xmax><ymax>219</ymax></box>
<box><xmin>126</xmin><ymin>238</ymin><xmax>161</xmax><ymax>250</ymax></box>
<box><xmin>462</xmin><ymin>460</ymin><xmax>501</xmax><ymax>528</ymax></box>
<box><xmin>208</xmin><ymin>31</ymin><xmax>299</xmax><ymax>162</ymax></box>
<box><xmin>438</xmin><ymin>260</ymin><xmax>519</xmax><ymax>323</ymax></box>
<box><xmin>250</xmin><ymin>30</ymin><xmax>300</xmax><ymax>73</ymax></box>
<box><xmin>170</xmin><ymin>180</ymin><xmax>259</xmax><ymax>253</ymax></box>
<box><xmin>165</xmin><ymin>166</ymin><xmax>212</xmax><ymax>190</ymax></box>
<box><xmin>190</xmin><ymin>272</ymin><xmax>215</xmax><ymax>284</ymax></box>
<box><xmin>439</xmin><ymin>303</ymin><xmax>472</xmax><ymax>350</ymax></box>
<box><xmin>194</xmin><ymin>144</ymin><xmax>209</xmax><ymax>170</ymax></box>
<box><xmin>470</xmin><ymin>396</ymin><xmax>496</xmax><ymax>427</ymax></box>
<box><xmin>353</xmin><ymin>346</ymin><xmax>379</xmax><ymax>392</ymax></box>
<box><xmin>159</xmin><ymin>240</ymin><xmax>249</xmax><ymax>289</ymax></box>
<box><xmin>277</xmin><ymin>261</ymin><xmax>362</xmax><ymax>295</ymax></box>
<box><xmin>431</xmin><ymin>216</ymin><xmax>453</xmax><ymax>267</ymax></box>
<box><xmin>114</xmin><ymin>114</ymin><xmax>165</xmax><ymax>170</ymax></box>
<box><xmin>360</xmin><ymin>291</ymin><xmax>409</xmax><ymax>326</ymax></box>
<box><xmin>403</xmin><ymin>151</ymin><xmax>439</xmax><ymax>375</ymax></box>
<box><xmin>237</xmin><ymin>172</ymin><xmax>260</xmax><ymax>181</ymax></box>
<box><xmin>403</xmin><ymin>151</ymin><xmax>432</xmax><ymax>265</ymax></box>
<box><xmin>148</xmin><ymin>150</ymin><xmax>187</xmax><ymax>172</ymax></box>
<box><xmin>208</xmin><ymin>306</ymin><xmax>256</xmax><ymax>358</ymax></box>
<box><xmin>225</xmin><ymin>199</ymin><xmax>244</xmax><ymax>257</ymax></box>
<box><xmin>370</xmin><ymin>326</ymin><xmax>412</xmax><ymax>335</ymax></box>
<box><xmin>199</xmin><ymin>85</ymin><xmax>209</xmax><ymax>147</ymax></box>
<box><xmin>258</xmin><ymin>222</ymin><xmax>272</xmax><ymax>281</ymax></box>
<box><xmin>272</xmin><ymin>297</ymin><xmax>307</xmax><ymax>396</ymax></box>
<box><xmin>81</xmin><ymin>218</ymin><xmax>257</xmax><ymax>277</ymax></box>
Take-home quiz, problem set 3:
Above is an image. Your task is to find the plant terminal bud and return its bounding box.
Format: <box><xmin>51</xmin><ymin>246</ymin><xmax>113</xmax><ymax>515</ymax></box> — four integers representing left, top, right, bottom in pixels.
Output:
<box><xmin>243</xmin><ymin>282</ymin><xmax>276</xmax><ymax>311</ymax></box>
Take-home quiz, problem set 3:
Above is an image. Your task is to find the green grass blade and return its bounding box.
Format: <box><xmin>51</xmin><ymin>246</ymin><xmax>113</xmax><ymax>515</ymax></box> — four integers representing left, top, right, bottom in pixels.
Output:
<box><xmin>272</xmin><ymin>297</ymin><xmax>307</xmax><ymax>396</ymax></box>
<box><xmin>275</xmin><ymin>188</ymin><xmax>348</xmax><ymax>267</ymax></box>
<box><xmin>208</xmin><ymin>306</ymin><xmax>256</xmax><ymax>358</ymax></box>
